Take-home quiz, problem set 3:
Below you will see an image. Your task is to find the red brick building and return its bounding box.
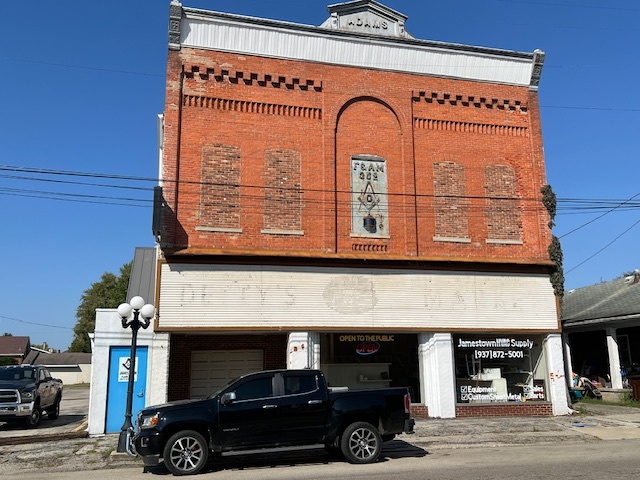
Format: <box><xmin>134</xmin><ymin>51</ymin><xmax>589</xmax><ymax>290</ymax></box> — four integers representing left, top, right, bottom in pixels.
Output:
<box><xmin>151</xmin><ymin>0</ymin><xmax>570</xmax><ymax>417</ymax></box>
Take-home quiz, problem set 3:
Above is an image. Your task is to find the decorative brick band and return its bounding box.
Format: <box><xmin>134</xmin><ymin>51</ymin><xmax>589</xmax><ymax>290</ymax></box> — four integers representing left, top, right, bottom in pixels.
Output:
<box><xmin>183</xmin><ymin>95</ymin><xmax>322</xmax><ymax>120</ymax></box>
<box><xmin>414</xmin><ymin>118</ymin><xmax>528</xmax><ymax>137</ymax></box>
<box><xmin>412</xmin><ymin>91</ymin><xmax>527</xmax><ymax>112</ymax></box>
<box><xmin>352</xmin><ymin>243</ymin><xmax>389</xmax><ymax>253</ymax></box>
<box><xmin>411</xmin><ymin>403</ymin><xmax>552</xmax><ymax>419</ymax></box>
<box><xmin>184</xmin><ymin>64</ymin><xmax>323</xmax><ymax>92</ymax></box>
<box><xmin>455</xmin><ymin>402</ymin><xmax>553</xmax><ymax>417</ymax></box>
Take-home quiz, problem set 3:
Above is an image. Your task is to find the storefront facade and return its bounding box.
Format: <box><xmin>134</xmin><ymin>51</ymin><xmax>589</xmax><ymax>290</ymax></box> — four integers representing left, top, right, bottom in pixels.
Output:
<box><xmin>155</xmin><ymin>263</ymin><xmax>570</xmax><ymax>417</ymax></box>
<box><xmin>152</xmin><ymin>1</ymin><xmax>569</xmax><ymax>418</ymax></box>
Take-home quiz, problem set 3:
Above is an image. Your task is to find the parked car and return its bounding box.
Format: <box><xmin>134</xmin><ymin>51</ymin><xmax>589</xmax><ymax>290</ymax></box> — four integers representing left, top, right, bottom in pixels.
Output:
<box><xmin>0</xmin><ymin>365</ymin><xmax>63</xmax><ymax>428</ymax></box>
<box><xmin>133</xmin><ymin>369</ymin><xmax>415</xmax><ymax>475</ymax></box>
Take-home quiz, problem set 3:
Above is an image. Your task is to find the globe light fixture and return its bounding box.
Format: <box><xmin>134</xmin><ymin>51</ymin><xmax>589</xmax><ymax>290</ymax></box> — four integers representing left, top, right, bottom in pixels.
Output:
<box><xmin>115</xmin><ymin>297</ymin><xmax>155</xmax><ymax>454</ymax></box>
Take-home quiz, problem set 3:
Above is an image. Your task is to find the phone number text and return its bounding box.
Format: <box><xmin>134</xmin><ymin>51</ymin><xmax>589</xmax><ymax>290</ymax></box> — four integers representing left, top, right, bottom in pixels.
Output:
<box><xmin>474</xmin><ymin>350</ymin><xmax>524</xmax><ymax>359</ymax></box>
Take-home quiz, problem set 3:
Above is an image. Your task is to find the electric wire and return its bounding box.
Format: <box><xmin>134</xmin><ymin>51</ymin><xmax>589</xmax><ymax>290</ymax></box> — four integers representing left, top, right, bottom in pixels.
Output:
<box><xmin>0</xmin><ymin>314</ymin><xmax>73</xmax><ymax>331</ymax></box>
<box><xmin>2</xmin><ymin>164</ymin><xmax>639</xmax><ymax>222</ymax></box>
<box><xmin>565</xmin><ymin>219</ymin><xmax>640</xmax><ymax>275</ymax></box>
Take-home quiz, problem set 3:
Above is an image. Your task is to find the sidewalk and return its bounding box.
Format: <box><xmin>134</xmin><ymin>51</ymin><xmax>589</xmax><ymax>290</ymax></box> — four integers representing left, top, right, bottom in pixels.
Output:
<box><xmin>399</xmin><ymin>402</ymin><xmax>640</xmax><ymax>449</ymax></box>
<box><xmin>2</xmin><ymin>402</ymin><xmax>640</xmax><ymax>475</ymax></box>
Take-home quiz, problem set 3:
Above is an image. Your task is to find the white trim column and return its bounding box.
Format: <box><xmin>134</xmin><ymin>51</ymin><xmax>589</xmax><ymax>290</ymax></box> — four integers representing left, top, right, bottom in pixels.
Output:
<box><xmin>606</xmin><ymin>327</ymin><xmax>623</xmax><ymax>389</ymax></box>
<box><xmin>562</xmin><ymin>332</ymin><xmax>574</xmax><ymax>388</ymax></box>
<box><xmin>307</xmin><ymin>332</ymin><xmax>321</xmax><ymax>370</ymax></box>
<box><xmin>418</xmin><ymin>332</ymin><xmax>456</xmax><ymax>418</ymax></box>
<box><xmin>287</xmin><ymin>332</ymin><xmax>313</xmax><ymax>369</ymax></box>
<box><xmin>543</xmin><ymin>333</ymin><xmax>572</xmax><ymax>415</ymax></box>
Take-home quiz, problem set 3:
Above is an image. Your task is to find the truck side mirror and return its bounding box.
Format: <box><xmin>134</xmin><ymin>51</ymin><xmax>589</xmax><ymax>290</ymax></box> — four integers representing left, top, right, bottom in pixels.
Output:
<box><xmin>221</xmin><ymin>392</ymin><xmax>237</xmax><ymax>406</ymax></box>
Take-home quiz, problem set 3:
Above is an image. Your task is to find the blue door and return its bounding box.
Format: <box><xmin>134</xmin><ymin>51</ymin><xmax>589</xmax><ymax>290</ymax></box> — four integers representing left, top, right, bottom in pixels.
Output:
<box><xmin>106</xmin><ymin>346</ymin><xmax>148</xmax><ymax>433</ymax></box>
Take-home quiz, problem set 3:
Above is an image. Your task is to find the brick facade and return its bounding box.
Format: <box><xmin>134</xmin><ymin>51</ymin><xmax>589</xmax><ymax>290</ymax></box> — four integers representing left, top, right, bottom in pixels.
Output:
<box><xmin>155</xmin><ymin>3</ymin><xmax>563</xmax><ymax>419</ymax></box>
<box><xmin>160</xmin><ymin>49</ymin><xmax>551</xmax><ymax>264</ymax></box>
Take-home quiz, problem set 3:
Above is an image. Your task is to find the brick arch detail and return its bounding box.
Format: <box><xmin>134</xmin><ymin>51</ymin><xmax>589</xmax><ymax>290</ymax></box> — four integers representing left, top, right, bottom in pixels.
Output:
<box><xmin>330</xmin><ymin>93</ymin><xmax>408</xmax><ymax>134</ymax></box>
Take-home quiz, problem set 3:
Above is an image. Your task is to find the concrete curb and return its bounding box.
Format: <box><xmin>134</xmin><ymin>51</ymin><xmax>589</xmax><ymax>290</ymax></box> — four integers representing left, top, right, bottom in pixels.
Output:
<box><xmin>0</xmin><ymin>430</ymin><xmax>88</xmax><ymax>446</ymax></box>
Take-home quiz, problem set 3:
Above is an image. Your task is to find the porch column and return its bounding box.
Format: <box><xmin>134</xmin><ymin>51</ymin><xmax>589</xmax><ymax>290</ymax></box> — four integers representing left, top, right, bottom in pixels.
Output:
<box><xmin>606</xmin><ymin>327</ymin><xmax>623</xmax><ymax>389</ymax></box>
<box><xmin>562</xmin><ymin>332</ymin><xmax>574</xmax><ymax>389</ymax></box>
<box><xmin>543</xmin><ymin>334</ymin><xmax>572</xmax><ymax>415</ymax></box>
<box><xmin>418</xmin><ymin>332</ymin><xmax>456</xmax><ymax>418</ymax></box>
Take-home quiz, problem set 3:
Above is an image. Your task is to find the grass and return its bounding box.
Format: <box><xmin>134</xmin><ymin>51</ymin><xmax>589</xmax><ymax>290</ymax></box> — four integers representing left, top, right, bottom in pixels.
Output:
<box><xmin>101</xmin><ymin>447</ymin><xmax>116</xmax><ymax>459</ymax></box>
<box><xmin>573</xmin><ymin>405</ymin><xmax>589</xmax><ymax>415</ymax></box>
<box><xmin>577</xmin><ymin>396</ymin><xmax>640</xmax><ymax>408</ymax></box>
<box><xmin>64</xmin><ymin>383</ymin><xmax>90</xmax><ymax>389</ymax></box>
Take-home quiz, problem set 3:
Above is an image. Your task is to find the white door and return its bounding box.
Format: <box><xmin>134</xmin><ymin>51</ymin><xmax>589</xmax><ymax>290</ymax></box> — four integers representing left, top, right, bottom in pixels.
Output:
<box><xmin>190</xmin><ymin>350</ymin><xmax>264</xmax><ymax>399</ymax></box>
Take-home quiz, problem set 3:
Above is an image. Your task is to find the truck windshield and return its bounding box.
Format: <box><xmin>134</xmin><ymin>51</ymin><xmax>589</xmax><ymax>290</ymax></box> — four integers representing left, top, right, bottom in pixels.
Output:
<box><xmin>0</xmin><ymin>368</ymin><xmax>35</xmax><ymax>381</ymax></box>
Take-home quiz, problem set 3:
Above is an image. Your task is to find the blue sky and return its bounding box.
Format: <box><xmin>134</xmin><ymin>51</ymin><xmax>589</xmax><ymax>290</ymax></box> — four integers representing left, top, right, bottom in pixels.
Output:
<box><xmin>1</xmin><ymin>0</ymin><xmax>638</xmax><ymax>350</ymax></box>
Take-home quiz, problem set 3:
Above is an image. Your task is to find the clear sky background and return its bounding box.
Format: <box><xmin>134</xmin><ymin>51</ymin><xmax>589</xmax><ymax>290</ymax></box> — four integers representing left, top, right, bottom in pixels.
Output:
<box><xmin>1</xmin><ymin>0</ymin><xmax>638</xmax><ymax>351</ymax></box>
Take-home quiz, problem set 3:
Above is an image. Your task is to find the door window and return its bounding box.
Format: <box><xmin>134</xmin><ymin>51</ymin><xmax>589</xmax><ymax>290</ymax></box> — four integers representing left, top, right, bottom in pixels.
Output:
<box><xmin>284</xmin><ymin>375</ymin><xmax>317</xmax><ymax>395</ymax></box>
<box><xmin>234</xmin><ymin>377</ymin><xmax>273</xmax><ymax>401</ymax></box>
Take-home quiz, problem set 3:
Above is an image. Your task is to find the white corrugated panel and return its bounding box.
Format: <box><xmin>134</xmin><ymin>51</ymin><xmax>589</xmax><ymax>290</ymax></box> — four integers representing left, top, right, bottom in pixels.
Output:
<box><xmin>181</xmin><ymin>16</ymin><xmax>533</xmax><ymax>86</ymax></box>
<box><xmin>159</xmin><ymin>264</ymin><xmax>557</xmax><ymax>331</ymax></box>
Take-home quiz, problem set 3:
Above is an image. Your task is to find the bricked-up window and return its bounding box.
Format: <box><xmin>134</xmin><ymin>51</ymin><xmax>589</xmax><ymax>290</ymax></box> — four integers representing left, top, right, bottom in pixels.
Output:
<box><xmin>433</xmin><ymin>162</ymin><xmax>469</xmax><ymax>240</ymax></box>
<box><xmin>351</xmin><ymin>155</ymin><xmax>388</xmax><ymax>236</ymax></box>
<box><xmin>200</xmin><ymin>144</ymin><xmax>241</xmax><ymax>230</ymax></box>
<box><xmin>454</xmin><ymin>334</ymin><xmax>548</xmax><ymax>404</ymax></box>
<box><xmin>263</xmin><ymin>149</ymin><xmax>302</xmax><ymax>232</ymax></box>
<box><xmin>484</xmin><ymin>165</ymin><xmax>522</xmax><ymax>242</ymax></box>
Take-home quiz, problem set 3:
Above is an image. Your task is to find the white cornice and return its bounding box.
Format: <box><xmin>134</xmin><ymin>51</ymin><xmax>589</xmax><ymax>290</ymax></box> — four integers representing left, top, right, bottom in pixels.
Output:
<box><xmin>179</xmin><ymin>7</ymin><xmax>540</xmax><ymax>87</ymax></box>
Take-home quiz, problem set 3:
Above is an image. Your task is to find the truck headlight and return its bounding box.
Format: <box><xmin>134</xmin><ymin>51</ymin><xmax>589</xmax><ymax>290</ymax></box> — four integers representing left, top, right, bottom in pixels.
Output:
<box><xmin>139</xmin><ymin>413</ymin><xmax>159</xmax><ymax>429</ymax></box>
<box><xmin>20</xmin><ymin>390</ymin><xmax>34</xmax><ymax>403</ymax></box>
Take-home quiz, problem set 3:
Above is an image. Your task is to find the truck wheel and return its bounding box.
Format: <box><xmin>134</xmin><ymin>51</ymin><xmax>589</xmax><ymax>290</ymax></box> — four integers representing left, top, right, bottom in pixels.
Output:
<box><xmin>340</xmin><ymin>421</ymin><xmax>381</xmax><ymax>464</ymax></box>
<box><xmin>48</xmin><ymin>395</ymin><xmax>61</xmax><ymax>420</ymax></box>
<box><xmin>22</xmin><ymin>401</ymin><xmax>42</xmax><ymax>428</ymax></box>
<box><xmin>163</xmin><ymin>430</ymin><xmax>209</xmax><ymax>476</ymax></box>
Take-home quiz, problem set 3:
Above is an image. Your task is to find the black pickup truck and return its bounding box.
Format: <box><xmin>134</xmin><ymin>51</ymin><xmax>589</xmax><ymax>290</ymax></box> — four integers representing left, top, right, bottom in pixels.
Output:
<box><xmin>133</xmin><ymin>369</ymin><xmax>414</xmax><ymax>475</ymax></box>
<box><xmin>0</xmin><ymin>365</ymin><xmax>63</xmax><ymax>428</ymax></box>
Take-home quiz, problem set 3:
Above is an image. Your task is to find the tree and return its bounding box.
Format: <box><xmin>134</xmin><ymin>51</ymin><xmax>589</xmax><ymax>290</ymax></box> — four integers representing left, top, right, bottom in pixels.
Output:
<box><xmin>69</xmin><ymin>262</ymin><xmax>131</xmax><ymax>353</ymax></box>
<box><xmin>3</xmin><ymin>332</ymin><xmax>12</xmax><ymax>336</ymax></box>
<box><xmin>0</xmin><ymin>357</ymin><xmax>18</xmax><ymax>366</ymax></box>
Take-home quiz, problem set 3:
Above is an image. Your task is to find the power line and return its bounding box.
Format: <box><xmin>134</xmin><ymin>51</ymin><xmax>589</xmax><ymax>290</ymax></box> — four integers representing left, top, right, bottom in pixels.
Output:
<box><xmin>0</xmin><ymin>57</ymin><xmax>164</xmax><ymax>78</ymax></box>
<box><xmin>0</xmin><ymin>173</ymin><xmax>152</xmax><ymax>192</ymax></box>
<box><xmin>495</xmin><ymin>0</ymin><xmax>640</xmax><ymax>11</ymax></box>
<box><xmin>541</xmin><ymin>105</ymin><xmax>640</xmax><ymax>113</ymax></box>
<box><xmin>565</xmin><ymin>219</ymin><xmax>640</xmax><ymax>275</ymax></box>
<box><xmin>2</xmin><ymin>57</ymin><xmax>640</xmax><ymax>113</ymax></box>
<box><xmin>3</xmin><ymin>164</ymin><xmax>640</xmax><ymax>217</ymax></box>
<box><xmin>559</xmin><ymin>192</ymin><xmax>640</xmax><ymax>239</ymax></box>
<box><xmin>0</xmin><ymin>315</ymin><xmax>73</xmax><ymax>331</ymax></box>
<box><xmin>6</xmin><ymin>163</ymin><xmax>640</xmax><ymax>276</ymax></box>
<box><xmin>0</xmin><ymin>191</ymin><xmax>150</xmax><ymax>208</ymax></box>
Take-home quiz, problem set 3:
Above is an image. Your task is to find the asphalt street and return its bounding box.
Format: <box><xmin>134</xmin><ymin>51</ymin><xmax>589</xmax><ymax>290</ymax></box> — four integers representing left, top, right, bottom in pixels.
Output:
<box><xmin>2</xmin><ymin>385</ymin><xmax>640</xmax><ymax>476</ymax></box>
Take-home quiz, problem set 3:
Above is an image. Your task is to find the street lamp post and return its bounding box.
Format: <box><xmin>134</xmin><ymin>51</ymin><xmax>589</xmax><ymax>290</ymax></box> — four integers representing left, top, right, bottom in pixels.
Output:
<box><xmin>116</xmin><ymin>296</ymin><xmax>155</xmax><ymax>454</ymax></box>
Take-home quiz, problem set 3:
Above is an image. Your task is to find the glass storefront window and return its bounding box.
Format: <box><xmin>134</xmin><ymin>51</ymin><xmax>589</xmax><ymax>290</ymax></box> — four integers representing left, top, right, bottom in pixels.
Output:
<box><xmin>453</xmin><ymin>334</ymin><xmax>547</xmax><ymax>404</ymax></box>
<box><xmin>320</xmin><ymin>333</ymin><xmax>421</xmax><ymax>402</ymax></box>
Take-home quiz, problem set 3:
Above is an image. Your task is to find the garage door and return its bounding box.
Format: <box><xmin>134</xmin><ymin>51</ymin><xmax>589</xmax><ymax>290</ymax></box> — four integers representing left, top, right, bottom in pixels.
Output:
<box><xmin>190</xmin><ymin>350</ymin><xmax>264</xmax><ymax>399</ymax></box>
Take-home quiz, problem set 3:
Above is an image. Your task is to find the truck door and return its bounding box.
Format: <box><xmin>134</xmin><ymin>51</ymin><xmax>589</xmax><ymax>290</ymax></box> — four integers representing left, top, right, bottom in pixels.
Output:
<box><xmin>34</xmin><ymin>368</ymin><xmax>50</xmax><ymax>409</ymax></box>
<box><xmin>276</xmin><ymin>372</ymin><xmax>326</xmax><ymax>444</ymax></box>
<box><xmin>39</xmin><ymin>368</ymin><xmax>55</xmax><ymax>408</ymax></box>
<box><xmin>217</xmin><ymin>373</ymin><xmax>278</xmax><ymax>448</ymax></box>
